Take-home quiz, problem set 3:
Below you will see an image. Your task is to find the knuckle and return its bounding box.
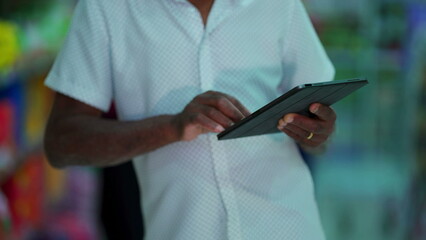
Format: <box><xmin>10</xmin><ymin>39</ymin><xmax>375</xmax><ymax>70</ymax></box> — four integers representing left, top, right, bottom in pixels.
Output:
<box><xmin>206</xmin><ymin>108</ymin><xmax>216</xmax><ymax>116</ymax></box>
<box><xmin>195</xmin><ymin>113</ymin><xmax>204</xmax><ymax>121</ymax></box>
<box><xmin>190</xmin><ymin>112</ymin><xmax>202</xmax><ymax>123</ymax></box>
<box><xmin>232</xmin><ymin>110</ymin><xmax>242</xmax><ymax>119</ymax></box>
<box><xmin>217</xmin><ymin>97</ymin><xmax>228</xmax><ymax>107</ymax></box>
<box><xmin>226</xmin><ymin>95</ymin><xmax>236</xmax><ymax>102</ymax></box>
<box><xmin>313</xmin><ymin>124</ymin><xmax>322</xmax><ymax>133</ymax></box>
<box><xmin>187</xmin><ymin>102</ymin><xmax>197</xmax><ymax>108</ymax></box>
<box><xmin>184</xmin><ymin>103</ymin><xmax>198</xmax><ymax>113</ymax></box>
<box><xmin>193</xmin><ymin>95</ymin><xmax>203</xmax><ymax>102</ymax></box>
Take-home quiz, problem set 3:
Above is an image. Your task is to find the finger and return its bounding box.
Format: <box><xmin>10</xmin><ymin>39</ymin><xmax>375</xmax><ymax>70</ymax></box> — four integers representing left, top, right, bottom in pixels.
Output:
<box><xmin>196</xmin><ymin>93</ymin><xmax>246</xmax><ymax>122</ymax></box>
<box><xmin>278</xmin><ymin>127</ymin><xmax>322</xmax><ymax>148</ymax></box>
<box><xmin>310</xmin><ymin>103</ymin><xmax>336</xmax><ymax>122</ymax></box>
<box><xmin>221</xmin><ymin>93</ymin><xmax>251</xmax><ymax>117</ymax></box>
<box><xmin>213</xmin><ymin>97</ymin><xmax>246</xmax><ymax>122</ymax></box>
<box><xmin>190</xmin><ymin>113</ymin><xmax>225</xmax><ymax>133</ymax></box>
<box><xmin>278</xmin><ymin>113</ymin><xmax>330</xmax><ymax>135</ymax></box>
<box><xmin>199</xmin><ymin>105</ymin><xmax>235</xmax><ymax>128</ymax></box>
<box><xmin>278</xmin><ymin>121</ymin><xmax>328</xmax><ymax>144</ymax></box>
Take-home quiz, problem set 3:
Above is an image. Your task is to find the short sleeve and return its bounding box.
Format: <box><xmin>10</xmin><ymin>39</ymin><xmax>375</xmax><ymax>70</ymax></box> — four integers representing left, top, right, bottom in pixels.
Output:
<box><xmin>279</xmin><ymin>0</ymin><xmax>335</xmax><ymax>91</ymax></box>
<box><xmin>45</xmin><ymin>0</ymin><xmax>112</xmax><ymax>112</ymax></box>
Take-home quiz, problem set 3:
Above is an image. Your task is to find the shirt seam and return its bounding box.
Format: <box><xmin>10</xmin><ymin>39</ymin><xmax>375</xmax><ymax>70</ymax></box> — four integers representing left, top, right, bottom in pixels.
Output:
<box><xmin>93</xmin><ymin>0</ymin><xmax>115</xmax><ymax>96</ymax></box>
<box><xmin>280</xmin><ymin>0</ymin><xmax>297</xmax><ymax>58</ymax></box>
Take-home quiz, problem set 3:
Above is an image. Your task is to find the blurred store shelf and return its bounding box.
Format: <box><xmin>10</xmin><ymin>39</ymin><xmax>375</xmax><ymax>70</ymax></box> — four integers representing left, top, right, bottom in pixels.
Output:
<box><xmin>305</xmin><ymin>0</ymin><xmax>426</xmax><ymax>239</ymax></box>
<box><xmin>1</xmin><ymin>1</ymin><xmax>102</xmax><ymax>239</ymax></box>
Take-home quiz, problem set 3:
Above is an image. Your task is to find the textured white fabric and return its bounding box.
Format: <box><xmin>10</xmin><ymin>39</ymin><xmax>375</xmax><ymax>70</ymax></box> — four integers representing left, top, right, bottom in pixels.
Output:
<box><xmin>45</xmin><ymin>0</ymin><xmax>335</xmax><ymax>239</ymax></box>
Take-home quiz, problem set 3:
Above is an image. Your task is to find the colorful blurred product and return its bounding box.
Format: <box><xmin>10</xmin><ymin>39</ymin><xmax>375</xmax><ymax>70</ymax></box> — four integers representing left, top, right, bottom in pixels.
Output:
<box><xmin>0</xmin><ymin>21</ymin><xmax>20</xmax><ymax>76</ymax></box>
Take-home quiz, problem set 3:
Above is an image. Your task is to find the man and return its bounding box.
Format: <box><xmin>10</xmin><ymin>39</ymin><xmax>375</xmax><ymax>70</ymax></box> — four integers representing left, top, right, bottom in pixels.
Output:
<box><xmin>44</xmin><ymin>0</ymin><xmax>336</xmax><ymax>239</ymax></box>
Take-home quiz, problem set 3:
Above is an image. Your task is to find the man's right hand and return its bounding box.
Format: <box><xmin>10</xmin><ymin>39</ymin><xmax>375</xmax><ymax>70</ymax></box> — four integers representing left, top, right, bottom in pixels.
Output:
<box><xmin>174</xmin><ymin>91</ymin><xmax>251</xmax><ymax>141</ymax></box>
<box><xmin>44</xmin><ymin>91</ymin><xmax>249</xmax><ymax>168</ymax></box>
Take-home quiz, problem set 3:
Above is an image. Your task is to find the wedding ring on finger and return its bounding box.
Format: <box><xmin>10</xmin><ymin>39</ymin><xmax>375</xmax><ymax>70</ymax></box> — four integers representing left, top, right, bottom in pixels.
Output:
<box><xmin>307</xmin><ymin>132</ymin><xmax>314</xmax><ymax>140</ymax></box>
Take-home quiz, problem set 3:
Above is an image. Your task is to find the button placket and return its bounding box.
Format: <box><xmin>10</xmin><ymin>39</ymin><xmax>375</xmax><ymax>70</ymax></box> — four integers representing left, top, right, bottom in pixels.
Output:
<box><xmin>198</xmin><ymin>35</ymin><xmax>214</xmax><ymax>91</ymax></box>
<box><xmin>209</xmin><ymin>136</ymin><xmax>243</xmax><ymax>240</ymax></box>
<box><xmin>163</xmin><ymin>1</ymin><xmax>205</xmax><ymax>45</ymax></box>
<box><xmin>193</xmin><ymin>2</ymin><xmax>243</xmax><ymax>238</ymax></box>
<box><xmin>198</xmin><ymin>2</ymin><xmax>244</xmax><ymax>238</ymax></box>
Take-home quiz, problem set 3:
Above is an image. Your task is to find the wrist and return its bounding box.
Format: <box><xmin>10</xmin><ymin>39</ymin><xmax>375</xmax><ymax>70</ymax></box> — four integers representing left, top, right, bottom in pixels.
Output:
<box><xmin>138</xmin><ymin>114</ymin><xmax>182</xmax><ymax>144</ymax></box>
<box><xmin>169</xmin><ymin>114</ymin><xmax>184</xmax><ymax>142</ymax></box>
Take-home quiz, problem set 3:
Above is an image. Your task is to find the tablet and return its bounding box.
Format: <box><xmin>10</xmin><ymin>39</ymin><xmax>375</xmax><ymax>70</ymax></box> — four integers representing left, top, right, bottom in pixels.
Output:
<box><xmin>217</xmin><ymin>78</ymin><xmax>368</xmax><ymax>140</ymax></box>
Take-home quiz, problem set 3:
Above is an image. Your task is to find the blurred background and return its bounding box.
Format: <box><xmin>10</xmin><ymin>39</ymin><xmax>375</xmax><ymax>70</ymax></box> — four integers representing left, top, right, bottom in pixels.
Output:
<box><xmin>0</xmin><ymin>0</ymin><xmax>425</xmax><ymax>239</ymax></box>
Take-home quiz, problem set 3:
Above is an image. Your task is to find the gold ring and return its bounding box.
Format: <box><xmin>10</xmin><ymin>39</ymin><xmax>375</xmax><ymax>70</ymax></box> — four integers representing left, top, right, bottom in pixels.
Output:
<box><xmin>307</xmin><ymin>132</ymin><xmax>314</xmax><ymax>140</ymax></box>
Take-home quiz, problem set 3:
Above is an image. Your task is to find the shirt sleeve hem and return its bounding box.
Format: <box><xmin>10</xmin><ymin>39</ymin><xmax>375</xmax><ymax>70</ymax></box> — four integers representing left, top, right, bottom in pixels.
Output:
<box><xmin>45</xmin><ymin>73</ymin><xmax>112</xmax><ymax>112</ymax></box>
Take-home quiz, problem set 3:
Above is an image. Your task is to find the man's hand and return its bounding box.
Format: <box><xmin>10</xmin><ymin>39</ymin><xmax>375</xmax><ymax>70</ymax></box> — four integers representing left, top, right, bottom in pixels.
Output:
<box><xmin>277</xmin><ymin>103</ymin><xmax>336</xmax><ymax>149</ymax></box>
<box><xmin>174</xmin><ymin>91</ymin><xmax>251</xmax><ymax>141</ymax></box>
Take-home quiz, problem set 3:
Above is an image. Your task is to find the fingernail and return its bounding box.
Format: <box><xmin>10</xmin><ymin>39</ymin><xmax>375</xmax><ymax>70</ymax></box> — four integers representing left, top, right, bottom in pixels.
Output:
<box><xmin>284</xmin><ymin>115</ymin><xmax>293</xmax><ymax>124</ymax></box>
<box><xmin>216</xmin><ymin>125</ymin><xmax>225</xmax><ymax>132</ymax></box>
<box><xmin>310</xmin><ymin>104</ymin><xmax>319</xmax><ymax>113</ymax></box>
<box><xmin>278</xmin><ymin>119</ymin><xmax>286</xmax><ymax>128</ymax></box>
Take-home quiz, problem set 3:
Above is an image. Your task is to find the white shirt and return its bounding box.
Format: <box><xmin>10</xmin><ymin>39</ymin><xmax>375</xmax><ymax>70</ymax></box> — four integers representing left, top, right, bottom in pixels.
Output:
<box><xmin>45</xmin><ymin>0</ymin><xmax>334</xmax><ymax>239</ymax></box>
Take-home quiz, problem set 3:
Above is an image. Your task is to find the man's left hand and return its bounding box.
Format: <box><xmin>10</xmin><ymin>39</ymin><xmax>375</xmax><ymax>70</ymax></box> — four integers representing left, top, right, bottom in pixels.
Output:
<box><xmin>277</xmin><ymin>103</ymin><xmax>336</xmax><ymax>149</ymax></box>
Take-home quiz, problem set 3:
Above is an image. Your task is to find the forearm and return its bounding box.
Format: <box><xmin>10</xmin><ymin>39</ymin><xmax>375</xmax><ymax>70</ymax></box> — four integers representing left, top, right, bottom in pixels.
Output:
<box><xmin>44</xmin><ymin>114</ymin><xmax>179</xmax><ymax>168</ymax></box>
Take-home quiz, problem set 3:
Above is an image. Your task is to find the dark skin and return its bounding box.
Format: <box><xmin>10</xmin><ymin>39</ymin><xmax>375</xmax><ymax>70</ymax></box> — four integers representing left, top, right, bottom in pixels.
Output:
<box><xmin>278</xmin><ymin>103</ymin><xmax>336</xmax><ymax>151</ymax></box>
<box><xmin>188</xmin><ymin>0</ymin><xmax>214</xmax><ymax>25</ymax></box>
<box><xmin>44</xmin><ymin>91</ymin><xmax>250</xmax><ymax>167</ymax></box>
<box><xmin>44</xmin><ymin>0</ymin><xmax>336</xmax><ymax>168</ymax></box>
